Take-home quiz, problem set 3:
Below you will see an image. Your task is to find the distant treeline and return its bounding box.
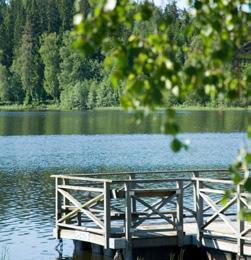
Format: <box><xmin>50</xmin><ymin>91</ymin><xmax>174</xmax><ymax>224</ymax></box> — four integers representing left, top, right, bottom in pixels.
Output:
<box><xmin>0</xmin><ymin>0</ymin><xmax>247</xmax><ymax>109</ymax></box>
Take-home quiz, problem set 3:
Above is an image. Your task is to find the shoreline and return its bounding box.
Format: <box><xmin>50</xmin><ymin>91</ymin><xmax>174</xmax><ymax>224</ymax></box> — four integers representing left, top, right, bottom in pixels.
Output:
<box><xmin>0</xmin><ymin>104</ymin><xmax>250</xmax><ymax>112</ymax></box>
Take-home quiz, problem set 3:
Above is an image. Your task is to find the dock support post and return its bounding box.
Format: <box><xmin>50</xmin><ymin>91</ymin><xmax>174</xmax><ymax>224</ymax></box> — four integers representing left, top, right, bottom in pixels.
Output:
<box><xmin>125</xmin><ymin>182</ymin><xmax>133</xmax><ymax>260</ymax></box>
<box><xmin>73</xmin><ymin>240</ymin><xmax>91</xmax><ymax>251</ymax></box>
<box><xmin>237</xmin><ymin>183</ymin><xmax>244</xmax><ymax>256</ymax></box>
<box><xmin>177</xmin><ymin>180</ymin><xmax>184</xmax><ymax>247</ymax></box>
<box><xmin>77</xmin><ymin>212</ymin><xmax>81</xmax><ymax>226</ymax></box>
<box><xmin>91</xmin><ymin>244</ymin><xmax>103</xmax><ymax>255</ymax></box>
<box><xmin>104</xmin><ymin>182</ymin><xmax>111</xmax><ymax>249</ymax></box>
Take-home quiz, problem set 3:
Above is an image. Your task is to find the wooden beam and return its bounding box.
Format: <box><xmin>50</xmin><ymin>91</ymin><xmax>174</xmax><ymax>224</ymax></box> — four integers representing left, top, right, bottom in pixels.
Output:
<box><xmin>192</xmin><ymin>178</ymin><xmax>232</xmax><ymax>184</ymax></box>
<box><xmin>132</xmin><ymin>189</ymin><xmax>176</xmax><ymax>197</ymax></box>
<box><xmin>200</xmin><ymin>188</ymin><xmax>225</xmax><ymax>195</ymax></box>
<box><xmin>55</xmin><ymin>177</ymin><xmax>61</xmax><ymax>239</ymax></box>
<box><xmin>54</xmin><ymin>168</ymin><xmax>230</xmax><ymax>178</ymax></box>
<box><xmin>104</xmin><ymin>182</ymin><xmax>111</xmax><ymax>249</ymax></box>
<box><xmin>125</xmin><ymin>182</ymin><xmax>132</xmax><ymax>260</ymax></box>
<box><xmin>59</xmin><ymin>229</ymin><xmax>105</xmax><ymax>246</ymax></box>
<box><xmin>58</xmin><ymin>188</ymin><xmax>104</xmax><ymax>229</ymax></box>
<box><xmin>195</xmin><ymin>177</ymin><xmax>203</xmax><ymax>246</ymax></box>
<box><xmin>199</xmin><ymin>192</ymin><xmax>236</xmax><ymax>234</ymax></box>
<box><xmin>237</xmin><ymin>184</ymin><xmax>244</xmax><ymax>256</ymax></box>
<box><xmin>58</xmin><ymin>185</ymin><xmax>104</xmax><ymax>193</ymax></box>
<box><xmin>133</xmin><ymin>196</ymin><xmax>176</xmax><ymax>228</ymax></box>
<box><xmin>201</xmin><ymin>196</ymin><xmax>237</xmax><ymax>230</ymax></box>
<box><xmin>133</xmin><ymin>196</ymin><xmax>175</xmax><ymax>226</ymax></box>
<box><xmin>57</xmin><ymin>193</ymin><xmax>104</xmax><ymax>223</ymax></box>
<box><xmin>52</xmin><ymin>175</ymin><xmax>112</xmax><ymax>183</ymax></box>
<box><xmin>177</xmin><ymin>180</ymin><xmax>184</xmax><ymax>246</ymax></box>
<box><xmin>57</xmin><ymin>223</ymin><xmax>104</xmax><ymax>234</ymax></box>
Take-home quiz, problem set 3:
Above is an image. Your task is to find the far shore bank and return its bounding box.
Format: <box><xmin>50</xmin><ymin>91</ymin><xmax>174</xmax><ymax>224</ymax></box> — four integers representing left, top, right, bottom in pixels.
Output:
<box><xmin>0</xmin><ymin>104</ymin><xmax>250</xmax><ymax>112</ymax></box>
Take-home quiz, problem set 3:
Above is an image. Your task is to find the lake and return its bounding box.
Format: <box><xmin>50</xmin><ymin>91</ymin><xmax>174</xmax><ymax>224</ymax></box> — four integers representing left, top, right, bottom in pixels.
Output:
<box><xmin>0</xmin><ymin>109</ymin><xmax>250</xmax><ymax>260</ymax></box>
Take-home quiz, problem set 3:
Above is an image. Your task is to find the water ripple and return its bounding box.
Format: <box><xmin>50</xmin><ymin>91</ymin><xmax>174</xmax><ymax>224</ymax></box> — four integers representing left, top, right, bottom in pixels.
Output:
<box><xmin>0</xmin><ymin>133</ymin><xmax>247</xmax><ymax>259</ymax></box>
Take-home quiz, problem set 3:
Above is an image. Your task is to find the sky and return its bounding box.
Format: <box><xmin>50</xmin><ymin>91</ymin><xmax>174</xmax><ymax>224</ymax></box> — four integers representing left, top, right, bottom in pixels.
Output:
<box><xmin>153</xmin><ymin>0</ymin><xmax>189</xmax><ymax>9</ymax></box>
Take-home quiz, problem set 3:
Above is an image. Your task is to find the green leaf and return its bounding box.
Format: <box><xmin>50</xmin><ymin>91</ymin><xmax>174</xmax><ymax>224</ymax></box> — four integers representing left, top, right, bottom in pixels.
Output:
<box><xmin>164</xmin><ymin>122</ymin><xmax>179</xmax><ymax>135</ymax></box>
<box><xmin>246</xmin><ymin>153</ymin><xmax>251</xmax><ymax>163</ymax></box>
<box><xmin>171</xmin><ymin>138</ymin><xmax>182</xmax><ymax>153</ymax></box>
<box><xmin>244</xmin><ymin>177</ymin><xmax>251</xmax><ymax>192</ymax></box>
<box><xmin>194</xmin><ymin>1</ymin><xmax>203</xmax><ymax>10</ymax></box>
<box><xmin>232</xmin><ymin>172</ymin><xmax>242</xmax><ymax>185</ymax></box>
<box><xmin>221</xmin><ymin>191</ymin><xmax>231</xmax><ymax>206</ymax></box>
<box><xmin>244</xmin><ymin>212</ymin><xmax>251</xmax><ymax>222</ymax></box>
<box><xmin>111</xmin><ymin>71</ymin><xmax>121</xmax><ymax>88</ymax></box>
<box><xmin>134</xmin><ymin>12</ymin><xmax>142</xmax><ymax>21</ymax></box>
<box><xmin>248</xmin><ymin>125</ymin><xmax>251</xmax><ymax>139</ymax></box>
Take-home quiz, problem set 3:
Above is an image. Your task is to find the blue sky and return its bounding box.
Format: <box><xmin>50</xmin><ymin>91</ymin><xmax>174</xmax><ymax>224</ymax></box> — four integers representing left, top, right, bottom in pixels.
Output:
<box><xmin>154</xmin><ymin>0</ymin><xmax>189</xmax><ymax>9</ymax></box>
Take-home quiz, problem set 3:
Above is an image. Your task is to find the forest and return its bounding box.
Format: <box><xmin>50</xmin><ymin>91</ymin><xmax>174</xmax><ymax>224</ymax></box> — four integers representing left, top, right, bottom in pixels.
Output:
<box><xmin>0</xmin><ymin>0</ymin><xmax>248</xmax><ymax>109</ymax></box>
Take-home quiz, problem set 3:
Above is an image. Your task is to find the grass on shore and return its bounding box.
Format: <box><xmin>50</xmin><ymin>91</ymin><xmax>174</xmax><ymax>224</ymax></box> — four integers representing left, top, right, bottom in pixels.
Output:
<box><xmin>0</xmin><ymin>103</ymin><xmax>61</xmax><ymax>111</ymax></box>
<box><xmin>172</xmin><ymin>105</ymin><xmax>250</xmax><ymax>111</ymax></box>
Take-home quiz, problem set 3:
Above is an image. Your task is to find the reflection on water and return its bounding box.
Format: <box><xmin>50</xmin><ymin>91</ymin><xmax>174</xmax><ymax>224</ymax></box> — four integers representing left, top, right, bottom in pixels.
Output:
<box><xmin>0</xmin><ymin>109</ymin><xmax>249</xmax><ymax>135</ymax></box>
<box><xmin>0</xmin><ymin>110</ymin><xmax>249</xmax><ymax>259</ymax></box>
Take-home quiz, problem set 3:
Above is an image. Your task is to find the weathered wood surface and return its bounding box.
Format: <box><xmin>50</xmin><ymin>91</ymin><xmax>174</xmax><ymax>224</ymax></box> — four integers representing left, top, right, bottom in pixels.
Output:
<box><xmin>52</xmin><ymin>169</ymin><xmax>251</xmax><ymax>258</ymax></box>
<box><xmin>54</xmin><ymin>222</ymin><xmax>251</xmax><ymax>254</ymax></box>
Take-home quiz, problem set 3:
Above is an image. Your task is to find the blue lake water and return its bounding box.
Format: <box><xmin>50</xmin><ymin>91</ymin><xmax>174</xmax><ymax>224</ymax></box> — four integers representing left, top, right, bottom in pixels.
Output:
<box><xmin>0</xmin><ymin>110</ymin><xmax>250</xmax><ymax>259</ymax></box>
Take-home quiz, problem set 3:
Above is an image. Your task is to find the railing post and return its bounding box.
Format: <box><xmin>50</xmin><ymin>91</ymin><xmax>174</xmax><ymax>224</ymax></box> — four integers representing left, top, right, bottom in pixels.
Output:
<box><xmin>237</xmin><ymin>183</ymin><xmax>244</xmax><ymax>256</ymax></box>
<box><xmin>176</xmin><ymin>180</ymin><xmax>184</xmax><ymax>247</ymax></box>
<box><xmin>55</xmin><ymin>177</ymin><xmax>61</xmax><ymax>239</ymax></box>
<box><xmin>129</xmin><ymin>173</ymin><xmax>136</xmax><ymax>217</ymax></box>
<box><xmin>125</xmin><ymin>182</ymin><xmax>132</xmax><ymax>260</ymax></box>
<box><xmin>104</xmin><ymin>181</ymin><xmax>111</xmax><ymax>249</ymax></box>
<box><xmin>62</xmin><ymin>178</ymin><xmax>69</xmax><ymax>224</ymax></box>
<box><xmin>195</xmin><ymin>175</ymin><xmax>203</xmax><ymax>247</ymax></box>
<box><xmin>192</xmin><ymin>171</ymin><xmax>199</xmax><ymax>214</ymax></box>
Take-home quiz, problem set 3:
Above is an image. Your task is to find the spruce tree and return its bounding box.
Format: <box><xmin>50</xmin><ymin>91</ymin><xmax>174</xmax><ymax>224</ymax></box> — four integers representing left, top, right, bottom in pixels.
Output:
<box><xmin>0</xmin><ymin>3</ymin><xmax>8</xmax><ymax>66</ymax></box>
<box><xmin>47</xmin><ymin>0</ymin><xmax>61</xmax><ymax>33</ymax></box>
<box><xmin>12</xmin><ymin>0</ymin><xmax>26</xmax><ymax>51</ymax></box>
<box><xmin>0</xmin><ymin>64</ymin><xmax>10</xmax><ymax>102</ymax></box>
<box><xmin>57</xmin><ymin>0</ymin><xmax>75</xmax><ymax>32</ymax></box>
<box><xmin>11</xmin><ymin>19</ymin><xmax>40</xmax><ymax>104</ymax></box>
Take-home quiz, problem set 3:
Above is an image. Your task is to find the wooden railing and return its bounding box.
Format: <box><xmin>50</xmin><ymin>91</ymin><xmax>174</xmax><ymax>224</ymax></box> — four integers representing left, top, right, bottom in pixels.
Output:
<box><xmin>194</xmin><ymin>177</ymin><xmax>251</xmax><ymax>256</ymax></box>
<box><xmin>52</xmin><ymin>169</ymin><xmax>251</xmax><ymax>256</ymax></box>
<box><xmin>54</xmin><ymin>175</ymin><xmax>112</xmax><ymax>248</ymax></box>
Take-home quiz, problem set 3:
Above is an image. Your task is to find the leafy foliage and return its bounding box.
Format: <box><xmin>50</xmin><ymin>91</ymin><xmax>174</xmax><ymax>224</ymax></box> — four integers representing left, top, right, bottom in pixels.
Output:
<box><xmin>73</xmin><ymin>0</ymin><xmax>251</xmax><ymax>218</ymax></box>
<box><xmin>60</xmin><ymin>80</ymin><xmax>89</xmax><ymax>109</ymax></box>
<box><xmin>0</xmin><ymin>0</ymin><xmax>250</xmax><ymax>114</ymax></box>
<box><xmin>0</xmin><ymin>0</ymin><xmax>121</xmax><ymax>108</ymax></box>
<box><xmin>72</xmin><ymin>0</ymin><xmax>249</xmax><ymax>150</ymax></box>
<box><xmin>39</xmin><ymin>33</ymin><xmax>60</xmax><ymax>100</ymax></box>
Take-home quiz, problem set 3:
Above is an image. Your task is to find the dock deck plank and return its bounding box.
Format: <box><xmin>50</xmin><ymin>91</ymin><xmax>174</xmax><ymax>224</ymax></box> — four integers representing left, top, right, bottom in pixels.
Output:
<box><xmin>57</xmin><ymin>221</ymin><xmax>251</xmax><ymax>255</ymax></box>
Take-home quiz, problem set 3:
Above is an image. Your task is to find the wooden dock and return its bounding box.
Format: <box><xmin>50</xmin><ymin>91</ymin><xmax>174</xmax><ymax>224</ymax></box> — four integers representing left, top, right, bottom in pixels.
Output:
<box><xmin>52</xmin><ymin>170</ymin><xmax>251</xmax><ymax>259</ymax></box>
